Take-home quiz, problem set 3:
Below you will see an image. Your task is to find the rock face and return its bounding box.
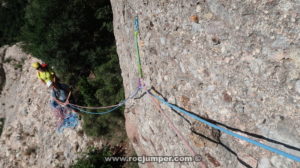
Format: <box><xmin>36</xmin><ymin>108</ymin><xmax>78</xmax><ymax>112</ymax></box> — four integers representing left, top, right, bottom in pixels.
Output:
<box><xmin>0</xmin><ymin>44</ymin><xmax>102</xmax><ymax>168</ymax></box>
<box><xmin>111</xmin><ymin>0</ymin><xmax>300</xmax><ymax>167</ymax></box>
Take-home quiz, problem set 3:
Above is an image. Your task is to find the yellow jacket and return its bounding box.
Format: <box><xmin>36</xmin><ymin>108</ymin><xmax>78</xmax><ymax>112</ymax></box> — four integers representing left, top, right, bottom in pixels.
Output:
<box><xmin>37</xmin><ymin>70</ymin><xmax>55</xmax><ymax>83</ymax></box>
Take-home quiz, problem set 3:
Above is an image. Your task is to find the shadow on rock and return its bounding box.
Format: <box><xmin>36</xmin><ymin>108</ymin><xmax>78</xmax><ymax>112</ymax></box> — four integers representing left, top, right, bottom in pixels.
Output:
<box><xmin>0</xmin><ymin>65</ymin><xmax>5</xmax><ymax>94</ymax></box>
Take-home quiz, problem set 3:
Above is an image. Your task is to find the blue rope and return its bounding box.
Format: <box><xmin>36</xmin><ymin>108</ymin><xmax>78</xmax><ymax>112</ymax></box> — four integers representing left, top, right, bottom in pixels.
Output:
<box><xmin>57</xmin><ymin>113</ymin><xmax>79</xmax><ymax>133</ymax></box>
<box><xmin>134</xmin><ymin>16</ymin><xmax>139</xmax><ymax>32</ymax></box>
<box><xmin>70</xmin><ymin>103</ymin><xmax>123</xmax><ymax>115</ymax></box>
<box><xmin>149</xmin><ymin>92</ymin><xmax>300</xmax><ymax>162</ymax></box>
<box><xmin>70</xmin><ymin>87</ymin><xmax>141</xmax><ymax>115</ymax></box>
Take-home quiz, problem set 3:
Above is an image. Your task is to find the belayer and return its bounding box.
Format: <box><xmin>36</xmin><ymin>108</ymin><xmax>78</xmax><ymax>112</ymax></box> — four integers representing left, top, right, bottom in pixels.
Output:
<box><xmin>31</xmin><ymin>62</ymin><xmax>58</xmax><ymax>87</ymax></box>
<box><xmin>31</xmin><ymin>62</ymin><xmax>79</xmax><ymax>132</ymax></box>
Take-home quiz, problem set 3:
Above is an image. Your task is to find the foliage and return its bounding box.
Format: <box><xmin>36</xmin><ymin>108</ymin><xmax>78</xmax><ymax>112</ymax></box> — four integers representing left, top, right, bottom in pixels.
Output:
<box><xmin>0</xmin><ymin>0</ymin><xmax>28</xmax><ymax>46</ymax></box>
<box><xmin>70</xmin><ymin>145</ymin><xmax>126</xmax><ymax>168</ymax></box>
<box><xmin>20</xmin><ymin>0</ymin><xmax>125</xmax><ymax>138</ymax></box>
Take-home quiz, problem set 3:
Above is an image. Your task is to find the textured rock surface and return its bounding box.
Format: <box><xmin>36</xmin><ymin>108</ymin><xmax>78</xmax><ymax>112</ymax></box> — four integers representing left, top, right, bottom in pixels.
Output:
<box><xmin>111</xmin><ymin>0</ymin><xmax>300</xmax><ymax>167</ymax></box>
<box><xmin>0</xmin><ymin>44</ymin><xmax>102</xmax><ymax>168</ymax></box>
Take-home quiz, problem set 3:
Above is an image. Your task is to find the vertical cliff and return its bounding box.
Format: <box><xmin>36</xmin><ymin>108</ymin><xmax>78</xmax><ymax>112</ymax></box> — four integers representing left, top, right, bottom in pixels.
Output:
<box><xmin>111</xmin><ymin>0</ymin><xmax>300</xmax><ymax>167</ymax></box>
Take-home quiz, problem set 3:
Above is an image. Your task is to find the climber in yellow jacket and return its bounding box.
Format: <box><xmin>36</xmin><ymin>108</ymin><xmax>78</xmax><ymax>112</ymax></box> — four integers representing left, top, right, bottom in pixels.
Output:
<box><xmin>31</xmin><ymin>62</ymin><xmax>57</xmax><ymax>87</ymax></box>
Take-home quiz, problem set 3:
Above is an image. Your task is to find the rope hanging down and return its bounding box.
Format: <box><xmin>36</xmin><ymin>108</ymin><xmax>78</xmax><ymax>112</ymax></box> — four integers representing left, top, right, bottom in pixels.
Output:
<box><xmin>62</xmin><ymin>90</ymin><xmax>135</xmax><ymax>110</ymax></box>
<box><xmin>148</xmin><ymin>91</ymin><xmax>300</xmax><ymax>162</ymax></box>
<box><xmin>68</xmin><ymin>101</ymin><xmax>122</xmax><ymax>109</ymax></box>
<box><xmin>68</xmin><ymin>87</ymin><xmax>141</xmax><ymax>115</ymax></box>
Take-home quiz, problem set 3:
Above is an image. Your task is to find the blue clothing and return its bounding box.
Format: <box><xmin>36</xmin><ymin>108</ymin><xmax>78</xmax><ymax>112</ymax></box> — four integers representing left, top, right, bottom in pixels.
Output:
<box><xmin>50</xmin><ymin>83</ymin><xmax>69</xmax><ymax>109</ymax></box>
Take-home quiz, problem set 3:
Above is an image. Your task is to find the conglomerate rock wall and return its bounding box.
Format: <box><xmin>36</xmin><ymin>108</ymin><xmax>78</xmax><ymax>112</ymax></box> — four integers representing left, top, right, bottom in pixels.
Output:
<box><xmin>0</xmin><ymin>44</ymin><xmax>102</xmax><ymax>168</ymax></box>
<box><xmin>111</xmin><ymin>0</ymin><xmax>300</xmax><ymax>167</ymax></box>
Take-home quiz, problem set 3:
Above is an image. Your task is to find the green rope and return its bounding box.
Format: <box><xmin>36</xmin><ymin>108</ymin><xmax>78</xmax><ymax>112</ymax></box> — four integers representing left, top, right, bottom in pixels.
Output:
<box><xmin>134</xmin><ymin>16</ymin><xmax>143</xmax><ymax>78</ymax></box>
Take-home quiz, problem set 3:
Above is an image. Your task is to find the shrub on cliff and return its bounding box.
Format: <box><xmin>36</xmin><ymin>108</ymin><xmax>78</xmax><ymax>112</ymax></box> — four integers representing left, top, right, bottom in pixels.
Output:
<box><xmin>71</xmin><ymin>145</ymin><xmax>125</xmax><ymax>168</ymax></box>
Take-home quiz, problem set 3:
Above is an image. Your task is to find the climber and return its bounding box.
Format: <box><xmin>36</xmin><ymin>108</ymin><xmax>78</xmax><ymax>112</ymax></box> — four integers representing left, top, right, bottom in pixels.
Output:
<box><xmin>31</xmin><ymin>62</ymin><xmax>58</xmax><ymax>87</ymax></box>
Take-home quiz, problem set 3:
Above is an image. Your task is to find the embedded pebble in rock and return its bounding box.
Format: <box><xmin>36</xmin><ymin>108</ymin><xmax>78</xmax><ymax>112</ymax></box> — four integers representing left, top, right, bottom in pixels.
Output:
<box><xmin>111</xmin><ymin>0</ymin><xmax>300</xmax><ymax>167</ymax></box>
<box><xmin>295</xmin><ymin>80</ymin><xmax>300</xmax><ymax>94</ymax></box>
<box><xmin>270</xmin><ymin>155</ymin><xmax>295</xmax><ymax>168</ymax></box>
<box><xmin>258</xmin><ymin>158</ymin><xmax>271</xmax><ymax>168</ymax></box>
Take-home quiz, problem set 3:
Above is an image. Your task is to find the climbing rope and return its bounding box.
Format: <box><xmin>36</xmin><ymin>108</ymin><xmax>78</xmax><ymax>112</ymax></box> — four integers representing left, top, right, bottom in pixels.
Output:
<box><xmin>51</xmin><ymin>102</ymin><xmax>79</xmax><ymax>133</ymax></box>
<box><xmin>148</xmin><ymin>91</ymin><xmax>207</xmax><ymax>168</ymax></box>
<box><xmin>68</xmin><ymin>87</ymin><xmax>141</xmax><ymax>115</ymax></box>
<box><xmin>68</xmin><ymin>102</ymin><xmax>121</xmax><ymax>109</ymax></box>
<box><xmin>134</xmin><ymin>16</ymin><xmax>143</xmax><ymax>78</ymax></box>
<box><xmin>54</xmin><ymin>91</ymin><xmax>123</xmax><ymax>110</ymax></box>
<box><xmin>53</xmin><ymin>106</ymin><xmax>70</xmax><ymax>123</ymax></box>
<box><xmin>148</xmin><ymin>91</ymin><xmax>300</xmax><ymax>162</ymax></box>
<box><xmin>57</xmin><ymin>113</ymin><xmax>79</xmax><ymax>133</ymax></box>
<box><xmin>65</xmin><ymin>87</ymin><xmax>143</xmax><ymax>110</ymax></box>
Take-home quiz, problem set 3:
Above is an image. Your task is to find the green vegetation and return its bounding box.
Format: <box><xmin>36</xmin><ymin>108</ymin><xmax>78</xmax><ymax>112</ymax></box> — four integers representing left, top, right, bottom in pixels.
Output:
<box><xmin>71</xmin><ymin>145</ymin><xmax>139</xmax><ymax>168</ymax></box>
<box><xmin>71</xmin><ymin>145</ymin><xmax>124</xmax><ymax>168</ymax></box>
<box><xmin>4</xmin><ymin>57</ymin><xmax>24</xmax><ymax>70</ymax></box>
<box><xmin>0</xmin><ymin>0</ymin><xmax>28</xmax><ymax>46</ymax></box>
<box><xmin>3</xmin><ymin>57</ymin><xmax>13</xmax><ymax>63</ymax></box>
